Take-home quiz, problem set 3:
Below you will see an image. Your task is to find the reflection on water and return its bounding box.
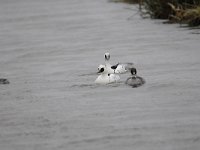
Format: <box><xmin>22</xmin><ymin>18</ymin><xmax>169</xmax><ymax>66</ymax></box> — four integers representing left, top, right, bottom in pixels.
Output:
<box><xmin>70</xmin><ymin>81</ymin><xmax>124</xmax><ymax>89</ymax></box>
<box><xmin>70</xmin><ymin>83</ymin><xmax>98</xmax><ymax>88</ymax></box>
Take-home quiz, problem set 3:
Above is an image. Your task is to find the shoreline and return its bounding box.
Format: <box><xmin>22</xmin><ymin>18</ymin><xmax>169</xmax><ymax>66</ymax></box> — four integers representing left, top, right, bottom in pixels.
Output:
<box><xmin>111</xmin><ymin>0</ymin><xmax>200</xmax><ymax>27</ymax></box>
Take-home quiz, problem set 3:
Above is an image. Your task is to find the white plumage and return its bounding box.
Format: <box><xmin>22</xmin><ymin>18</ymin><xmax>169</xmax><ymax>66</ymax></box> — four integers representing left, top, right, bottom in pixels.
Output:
<box><xmin>95</xmin><ymin>64</ymin><xmax>120</xmax><ymax>84</ymax></box>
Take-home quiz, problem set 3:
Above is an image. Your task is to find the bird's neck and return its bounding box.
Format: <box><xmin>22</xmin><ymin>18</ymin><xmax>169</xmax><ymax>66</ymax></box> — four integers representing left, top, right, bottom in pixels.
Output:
<box><xmin>105</xmin><ymin>60</ymin><xmax>111</xmax><ymax>67</ymax></box>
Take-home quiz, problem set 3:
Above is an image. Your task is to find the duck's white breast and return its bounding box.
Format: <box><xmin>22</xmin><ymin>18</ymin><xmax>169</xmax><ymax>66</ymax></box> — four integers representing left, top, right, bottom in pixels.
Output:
<box><xmin>95</xmin><ymin>74</ymin><xmax>120</xmax><ymax>84</ymax></box>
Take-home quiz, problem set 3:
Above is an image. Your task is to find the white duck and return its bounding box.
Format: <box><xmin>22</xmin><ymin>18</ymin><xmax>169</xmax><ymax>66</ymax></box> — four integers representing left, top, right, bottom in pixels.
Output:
<box><xmin>104</xmin><ymin>52</ymin><xmax>135</xmax><ymax>74</ymax></box>
<box><xmin>95</xmin><ymin>64</ymin><xmax>120</xmax><ymax>84</ymax></box>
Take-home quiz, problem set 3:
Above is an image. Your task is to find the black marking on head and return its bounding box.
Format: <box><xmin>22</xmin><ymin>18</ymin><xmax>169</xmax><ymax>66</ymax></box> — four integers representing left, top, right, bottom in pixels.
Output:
<box><xmin>111</xmin><ymin>63</ymin><xmax>119</xmax><ymax>70</ymax></box>
<box><xmin>104</xmin><ymin>53</ymin><xmax>110</xmax><ymax>60</ymax></box>
<box><xmin>108</xmin><ymin>74</ymin><xmax>110</xmax><ymax>76</ymax></box>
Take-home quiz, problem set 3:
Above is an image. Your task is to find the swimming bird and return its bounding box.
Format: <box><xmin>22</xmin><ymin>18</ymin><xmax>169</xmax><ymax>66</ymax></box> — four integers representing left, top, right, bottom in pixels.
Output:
<box><xmin>104</xmin><ymin>52</ymin><xmax>135</xmax><ymax>74</ymax></box>
<box><xmin>95</xmin><ymin>64</ymin><xmax>120</xmax><ymax>84</ymax></box>
<box><xmin>0</xmin><ymin>78</ymin><xmax>9</xmax><ymax>84</ymax></box>
<box><xmin>125</xmin><ymin>68</ymin><xmax>145</xmax><ymax>88</ymax></box>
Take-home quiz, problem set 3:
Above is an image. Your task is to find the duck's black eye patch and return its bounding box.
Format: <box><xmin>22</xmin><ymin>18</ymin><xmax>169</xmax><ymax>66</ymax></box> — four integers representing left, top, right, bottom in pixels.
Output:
<box><xmin>105</xmin><ymin>54</ymin><xmax>110</xmax><ymax>60</ymax></box>
<box><xmin>100</xmin><ymin>68</ymin><xmax>104</xmax><ymax>72</ymax></box>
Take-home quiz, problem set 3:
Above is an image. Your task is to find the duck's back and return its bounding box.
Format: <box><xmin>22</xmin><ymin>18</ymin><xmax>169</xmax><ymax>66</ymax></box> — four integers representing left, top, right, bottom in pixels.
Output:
<box><xmin>126</xmin><ymin>76</ymin><xmax>145</xmax><ymax>88</ymax></box>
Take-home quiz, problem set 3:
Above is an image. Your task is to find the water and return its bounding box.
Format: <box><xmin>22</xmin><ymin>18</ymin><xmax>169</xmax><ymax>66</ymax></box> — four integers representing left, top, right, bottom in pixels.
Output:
<box><xmin>0</xmin><ymin>0</ymin><xmax>200</xmax><ymax>150</ymax></box>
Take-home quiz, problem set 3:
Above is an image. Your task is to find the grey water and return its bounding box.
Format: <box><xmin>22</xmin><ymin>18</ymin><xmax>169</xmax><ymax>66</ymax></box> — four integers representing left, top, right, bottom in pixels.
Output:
<box><xmin>0</xmin><ymin>0</ymin><xmax>200</xmax><ymax>150</ymax></box>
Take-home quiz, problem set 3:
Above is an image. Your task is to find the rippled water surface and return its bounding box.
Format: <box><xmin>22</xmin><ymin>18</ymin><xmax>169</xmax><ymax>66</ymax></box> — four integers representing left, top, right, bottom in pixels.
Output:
<box><xmin>0</xmin><ymin>0</ymin><xmax>200</xmax><ymax>150</ymax></box>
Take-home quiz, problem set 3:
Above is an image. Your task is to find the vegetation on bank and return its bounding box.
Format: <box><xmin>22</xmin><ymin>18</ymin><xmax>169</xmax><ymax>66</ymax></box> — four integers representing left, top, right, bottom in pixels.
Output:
<box><xmin>110</xmin><ymin>0</ymin><xmax>141</xmax><ymax>4</ymax></box>
<box><xmin>110</xmin><ymin>0</ymin><xmax>200</xmax><ymax>26</ymax></box>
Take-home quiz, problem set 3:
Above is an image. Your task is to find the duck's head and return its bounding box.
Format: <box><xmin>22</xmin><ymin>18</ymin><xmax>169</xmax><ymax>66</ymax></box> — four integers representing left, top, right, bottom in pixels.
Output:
<box><xmin>97</xmin><ymin>64</ymin><xmax>106</xmax><ymax>74</ymax></box>
<box><xmin>130</xmin><ymin>68</ymin><xmax>137</xmax><ymax>75</ymax></box>
<box><xmin>104</xmin><ymin>52</ymin><xmax>110</xmax><ymax>61</ymax></box>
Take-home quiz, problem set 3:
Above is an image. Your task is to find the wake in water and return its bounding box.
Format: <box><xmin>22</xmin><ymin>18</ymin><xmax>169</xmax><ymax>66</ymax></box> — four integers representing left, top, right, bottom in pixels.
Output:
<box><xmin>78</xmin><ymin>72</ymin><xmax>97</xmax><ymax>77</ymax></box>
<box><xmin>70</xmin><ymin>81</ymin><xmax>124</xmax><ymax>89</ymax></box>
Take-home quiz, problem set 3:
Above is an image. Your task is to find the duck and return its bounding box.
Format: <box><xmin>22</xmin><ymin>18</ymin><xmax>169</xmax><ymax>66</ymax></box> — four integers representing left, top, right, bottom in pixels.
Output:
<box><xmin>125</xmin><ymin>68</ymin><xmax>145</xmax><ymax>88</ymax></box>
<box><xmin>104</xmin><ymin>52</ymin><xmax>135</xmax><ymax>74</ymax></box>
<box><xmin>0</xmin><ymin>78</ymin><xmax>9</xmax><ymax>84</ymax></box>
<box><xmin>95</xmin><ymin>64</ymin><xmax>120</xmax><ymax>84</ymax></box>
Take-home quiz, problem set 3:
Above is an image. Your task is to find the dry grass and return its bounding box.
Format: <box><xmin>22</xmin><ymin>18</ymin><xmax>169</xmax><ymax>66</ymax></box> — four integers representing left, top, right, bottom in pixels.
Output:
<box><xmin>109</xmin><ymin>0</ymin><xmax>142</xmax><ymax>4</ymax></box>
<box><xmin>110</xmin><ymin>0</ymin><xmax>200</xmax><ymax>26</ymax></box>
<box><xmin>168</xmin><ymin>3</ymin><xmax>200</xmax><ymax>26</ymax></box>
